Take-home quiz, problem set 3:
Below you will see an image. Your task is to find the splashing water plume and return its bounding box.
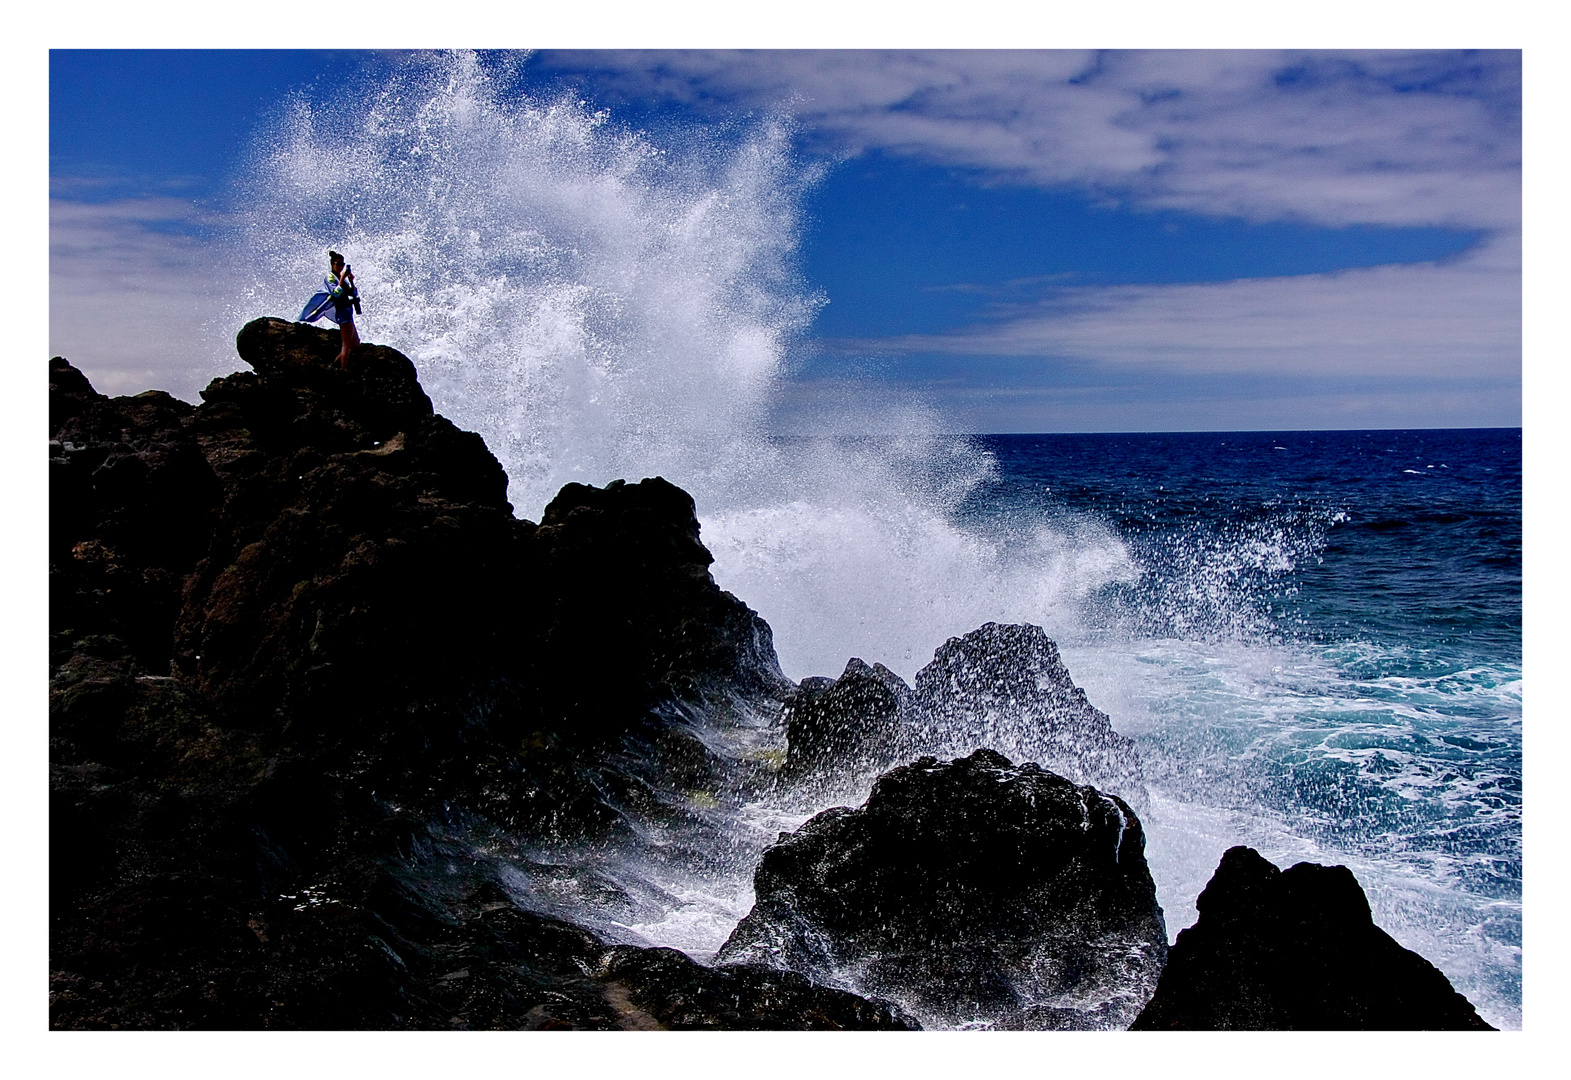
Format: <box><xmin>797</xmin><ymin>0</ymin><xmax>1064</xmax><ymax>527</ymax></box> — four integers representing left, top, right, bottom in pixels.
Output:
<box><xmin>235</xmin><ymin>52</ymin><xmax>810</xmax><ymax>517</ymax></box>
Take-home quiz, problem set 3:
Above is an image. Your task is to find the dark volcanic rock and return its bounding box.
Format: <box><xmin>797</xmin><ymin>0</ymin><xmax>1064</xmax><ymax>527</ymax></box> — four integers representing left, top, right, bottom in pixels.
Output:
<box><xmin>717</xmin><ymin>749</ymin><xmax>1167</xmax><ymax>1029</ymax></box>
<box><xmin>780</xmin><ymin>622</ymin><xmax>1144</xmax><ymax>810</ymax></box>
<box><xmin>534</xmin><ymin>476</ymin><xmax>792</xmax><ymax>730</ymax></box>
<box><xmin>48</xmin><ymin>322</ymin><xmax>833</xmax><ymax>1029</ymax></box>
<box><xmin>48</xmin><ymin>834</ymin><xmax>913</xmax><ymax>1031</ymax></box>
<box><xmin>52</xmin><ymin>378</ymin><xmax>220</xmax><ymax>672</ymax></box>
<box><xmin>781</xmin><ymin>658</ymin><xmax>911</xmax><ymax>782</ymax></box>
<box><xmin>1131</xmin><ymin>846</ymin><xmax>1492</xmax><ymax>1030</ymax></box>
<box><xmin>51</xmin><ymin>354</ymin><xmax>108</xmax><ymax>430</ymax></box>
<box><xmin>599</xmin><ymin>945</ymin><xmax>914</xmax><ymax>1030</ymax></box>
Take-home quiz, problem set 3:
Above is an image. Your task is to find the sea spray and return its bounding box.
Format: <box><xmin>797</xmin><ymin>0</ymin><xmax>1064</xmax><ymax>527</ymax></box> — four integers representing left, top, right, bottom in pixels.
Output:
<box><xmin>232</xmin><ymin>51</ymin><xmax>816</xmax><ymax>521</ymax></box>
<box><xmin>223</xmin><ymin>55</ymin><xmax>1520</xmax><ymax>1027</ymax></box>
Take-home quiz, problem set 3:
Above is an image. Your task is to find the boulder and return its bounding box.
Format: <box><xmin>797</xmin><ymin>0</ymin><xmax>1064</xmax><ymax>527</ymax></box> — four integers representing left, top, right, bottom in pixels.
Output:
<box><xmin>1131</xmin><ymin>845</ymin><xmax>1493</xmax><ymax>1030</ymax></box>
<box><xmin>717</xmin><ymin>749</ymin><xmax>1167</xmax><ymax>1029</ymax></box>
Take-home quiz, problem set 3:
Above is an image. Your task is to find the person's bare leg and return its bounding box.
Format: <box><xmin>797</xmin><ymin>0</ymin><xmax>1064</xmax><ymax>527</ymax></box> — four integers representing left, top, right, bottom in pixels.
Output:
<box><xmin>337</xmin><ymin>319</ymin><xmax>360</xmax><ymax>369</ymax></box>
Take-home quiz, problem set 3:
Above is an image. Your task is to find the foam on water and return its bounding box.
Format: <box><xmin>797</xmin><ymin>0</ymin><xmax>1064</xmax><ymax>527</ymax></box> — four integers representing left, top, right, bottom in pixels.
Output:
<box><xmin>1062</xmin><ymin>632</ymin><xmax>1521</xmax><ymax>1027</ymax></box>
<box><xmin>226</xmin><ymin>53</ymin><xmax>1520</xmax><ymax>1028</ymax></box>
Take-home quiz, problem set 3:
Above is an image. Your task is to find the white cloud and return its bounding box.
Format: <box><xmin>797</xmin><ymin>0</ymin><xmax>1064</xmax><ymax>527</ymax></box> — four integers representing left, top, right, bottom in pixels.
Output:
<box><xmin>861</xmin><ymin>233</ymin><xmax>1520</xmax><ymax>383</ymax></box>
<box><xmin>537</xmin><ymin>50</ymin><xmax>1519</xmax><ymax>428</ymax></box>
<box><xmin>538</xmin><ymin>49</ymin><xmax>1520</xmax><ymax>229</ymax></box>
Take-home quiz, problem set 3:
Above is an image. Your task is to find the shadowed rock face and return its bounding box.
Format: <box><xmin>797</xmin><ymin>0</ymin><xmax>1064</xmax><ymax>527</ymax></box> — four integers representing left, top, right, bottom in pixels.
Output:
<box><xmin>51</xmin><ymin>323</ymin><xmax>895</xmax><ymax>1030</ymax></box>
<box><xmin>52</xmin><ymin>320</ymin><xmax>1486</xmax><ymax>1031</ymax></box>
<box><xmin>718</xmin><ymin>749</ymin><xmax>1167</xmax><ymax>1029</ymax></box>
<box><xmin>781</xmin><ymin>622</ymin><xmax>1145</xmax><ymax>811</ymax></box>
<box><xmin>782</xmin><ymin>658</ymin><xmax>911</xmax><ymax>781</ymax></box>
<box><xmin>1131</xmin><ymin>846</ymin><xmax>1493</xmax><ymax>1030</ymax></box>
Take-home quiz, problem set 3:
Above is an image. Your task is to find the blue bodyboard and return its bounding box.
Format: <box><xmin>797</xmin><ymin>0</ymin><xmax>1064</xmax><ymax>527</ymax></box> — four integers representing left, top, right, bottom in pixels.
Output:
<box><xmin>299</xmin><ymin>291</ymin><xmax>345</xmax><ymax>324</ymax></box>
<box><xmin>300</xmin><ymin>289</ymin><xmax>350</xmax><ymax>323</ymax></box>
<box><xmin>304</xmin><ymin>290</ymin><xmax>336</xmax><ymax>320</ymax></box>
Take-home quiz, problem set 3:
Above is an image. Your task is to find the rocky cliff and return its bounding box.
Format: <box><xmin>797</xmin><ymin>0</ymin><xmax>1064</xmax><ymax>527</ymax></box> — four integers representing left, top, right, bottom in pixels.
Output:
<box><xmin>50</xmin><ymin>320</ymin><xmax>897</xmax><ymax>1029</ymax></box>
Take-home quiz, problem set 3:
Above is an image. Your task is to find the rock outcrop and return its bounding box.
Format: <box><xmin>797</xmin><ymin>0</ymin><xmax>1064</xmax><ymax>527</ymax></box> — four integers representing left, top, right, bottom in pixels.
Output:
<box><xmin>781</xmin><ymin>623</ymin><xmax>1144</xmax><ymax>810</ymax></box>
<box><xmin>718</xmin><ymin>749</ymin><xmax>1167</xmax><ymax>1029</ymax></box>
<box><xmin>50</xmin><ymin>322</ymin><xmax>877</xmax><ymax>1030</ymax></box>
<box><xmin>1131</xmin><ymin>846</ymin><xmax>1493</xmax><ymax>1030</ymax></box>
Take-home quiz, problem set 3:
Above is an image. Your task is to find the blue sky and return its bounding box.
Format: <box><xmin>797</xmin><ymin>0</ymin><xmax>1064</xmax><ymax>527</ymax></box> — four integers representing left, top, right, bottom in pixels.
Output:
<box><xmin>49</xmin><ymin>49</ymin><xmax>1521</xmax><ymax>430</ymax></box>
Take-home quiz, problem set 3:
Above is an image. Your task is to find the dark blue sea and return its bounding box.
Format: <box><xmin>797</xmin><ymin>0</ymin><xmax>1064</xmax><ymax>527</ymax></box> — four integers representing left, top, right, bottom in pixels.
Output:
<box><xmin>959</xmin><ymin>428</ymin><xmax>1521</xmax><ymax>1025</ymax></box>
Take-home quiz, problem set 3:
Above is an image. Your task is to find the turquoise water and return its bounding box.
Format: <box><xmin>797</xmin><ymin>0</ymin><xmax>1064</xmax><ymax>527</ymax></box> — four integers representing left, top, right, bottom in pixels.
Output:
<box><xmin>965</xmin><ymin>429</ymin><xmax>1521</xmax><ymax>1027</ymax></box>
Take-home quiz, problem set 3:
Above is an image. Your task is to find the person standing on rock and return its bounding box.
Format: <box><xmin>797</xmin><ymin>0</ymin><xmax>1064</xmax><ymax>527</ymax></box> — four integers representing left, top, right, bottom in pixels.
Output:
<box><xmin>298</xmin><ymin>249</ymin><xmax>362</xmax><ymax>369</ymax></box>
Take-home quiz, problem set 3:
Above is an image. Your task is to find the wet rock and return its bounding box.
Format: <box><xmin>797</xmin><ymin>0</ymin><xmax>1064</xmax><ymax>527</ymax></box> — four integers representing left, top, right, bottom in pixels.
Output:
<box><xmin>779</xmin><ymin>622</ymin><xmax>1145</xmax><ymax>810</ymax></box>
<box><xmin>781</xmin><ymin>658</ymin><xmax>911</xmax><ymax>783</ymax></box>
<box><xmin>599</xmin><ymin>946</ymin><xmax>915</xmax><ymax>1030</ymax></box>
<box><xmin>717</xmin><ymin>749</ymin><xmax>1167</xmax><ymax>1029</ymax></box>
<box><xmin>1131</xmin><ymin>845</ymin><xmax>1494</xmax><ymax>1030</ymax></box>
<box><xmin>911</xmin><ymin>622</ymin><xmax>1145</xmax><ymax>808</ymax></box>
<box><xmin>48</xmin><ymin>832</ymin><xmax>913</xmax><ymax>1031</ymax></box>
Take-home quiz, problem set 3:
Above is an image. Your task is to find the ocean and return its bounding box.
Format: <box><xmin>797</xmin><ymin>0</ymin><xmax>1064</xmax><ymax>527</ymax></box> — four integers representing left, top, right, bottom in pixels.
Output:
<box><xmin>961</xmin><ymin>428</ymin><xmax>1523</xmax><ymax>1028</ymax></box>
<box><xmin>223</xmin><ymin>53</ymin><xmax>1523</xmax><ymax>1029</ymax></box>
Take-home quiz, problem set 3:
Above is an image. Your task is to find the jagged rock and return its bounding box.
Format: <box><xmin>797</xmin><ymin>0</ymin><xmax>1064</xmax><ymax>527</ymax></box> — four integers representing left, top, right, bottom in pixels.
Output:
<box><xmin>52</xmin><ymin>322</ymin><xmax>784</xmax><ymax>809</ymax></box>
<box><xmin>912</xmin><ymin>623</ymin><xmax>1145</xmax><ymax>810</ymax></box>
<box><xmin>779</xmin><ymin>622</ymin><xmax>1145</xmax><ymax>810</ymax></box>
<box><xmin>1131</xmin><ymin>846</ymin><xmax>1493</xmax><ymax>1030</ymax></box>
<box><xmin>50</xmin><ymin>354</ymin><xmax>107</xmax><ymax>430</ymax></box>
<box><xmin>534</xmin><ymin>476</ymin><xmax>792</xmax><ymax>730</ymax></box>
<box><xmin>781</xmin><ymin>658</ymin><xmax>910</xmax><ymax>782</ymax></box>
<box><xmin>717</xmin><ymin>749</ymin><xmax>1167</xmax><ymax>1029</ymax></box>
